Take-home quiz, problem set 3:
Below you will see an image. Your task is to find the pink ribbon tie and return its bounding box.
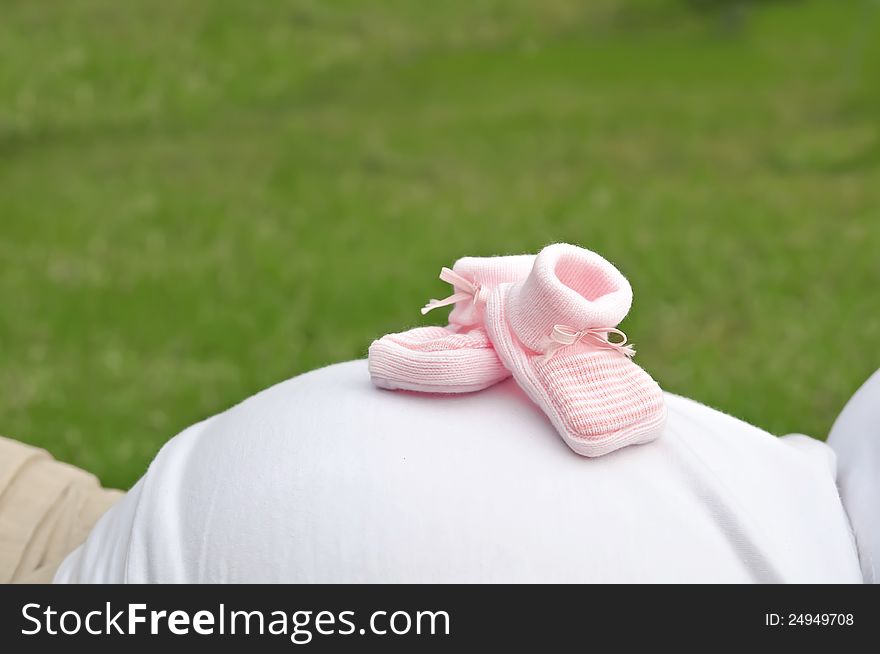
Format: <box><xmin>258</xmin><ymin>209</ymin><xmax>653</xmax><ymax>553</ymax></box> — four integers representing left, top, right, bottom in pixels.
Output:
<box><xmin>542</xmin><ymin>324</ymin><xmax>636</xmax><ymax>361</ymax></box>
<box><xmin>421</xmin><ymin>267</ymin><xmax>484</xmax><ymax>315</ymax></box>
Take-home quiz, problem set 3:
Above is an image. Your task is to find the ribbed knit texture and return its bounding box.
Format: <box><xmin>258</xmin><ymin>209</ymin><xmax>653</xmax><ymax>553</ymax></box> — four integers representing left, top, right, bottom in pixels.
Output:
<box><xmin>447</xmin><ymin>255</ymin><xmax>535</xmax><ymax>328</ymax></box>
<box><xmin>508</xmin><ymin>244</ymin><xmax>632</xmax><ymax>352</ymax></box>
<box><xmin>368</xmin><ymin>255</ymin><xmax>534</xmax><ymax>393</ymax></box>
<box><xmin>369</xmin><ymin>327</ymin><xmax>509</xmax><ymax>394</ymax></box>
<box><xmin>485</xmin><ymin>243</ymin><xmax>666</xmax><ymax>456</ymax></box>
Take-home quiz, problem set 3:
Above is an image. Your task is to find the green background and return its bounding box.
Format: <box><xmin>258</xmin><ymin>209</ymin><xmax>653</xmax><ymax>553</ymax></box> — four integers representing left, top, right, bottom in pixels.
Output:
<box><xmin>2</xmin><ymin>0</ymin><xmax>878</xmax><ymax>488</ymax></box>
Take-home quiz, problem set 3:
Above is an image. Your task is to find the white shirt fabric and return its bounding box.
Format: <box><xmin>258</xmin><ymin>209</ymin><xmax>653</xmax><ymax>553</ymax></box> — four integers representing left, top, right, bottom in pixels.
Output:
<box><xmin>55</xmin><ymin>360</ymin><xmax>863</xmax><ymax>583</ymax></box>
<box><xmin>827</xmin><ymin>370</ymin><xmax>880</xmax><ymax>583</ymax></box>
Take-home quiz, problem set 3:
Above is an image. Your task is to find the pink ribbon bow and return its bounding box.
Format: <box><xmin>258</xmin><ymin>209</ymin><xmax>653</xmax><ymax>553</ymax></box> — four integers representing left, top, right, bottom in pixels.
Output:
<box><xmin>421</xmin><ymin>268</ymin><xmax>484</xmax><ymax>315</ymax></box>
<box><xmin>542</xmin><ymin>324</ymin><xmax>636</xmax><ymax>361</ymax></box>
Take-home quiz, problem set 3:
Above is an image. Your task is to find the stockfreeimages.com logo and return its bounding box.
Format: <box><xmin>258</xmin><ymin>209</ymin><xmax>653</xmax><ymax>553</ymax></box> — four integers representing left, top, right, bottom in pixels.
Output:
<box><xmin>21</xmin><ymin>603</ymin><xmax>450</xmax><ymax>644</ymax></box>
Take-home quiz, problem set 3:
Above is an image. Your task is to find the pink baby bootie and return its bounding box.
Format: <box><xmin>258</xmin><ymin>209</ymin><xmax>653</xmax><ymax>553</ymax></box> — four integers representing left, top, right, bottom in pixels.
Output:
<box><xmin>368</xmin><ymin>255</ymin><xmax>534</xmax><ymax>393</ymax></box>
<box><xmin>484</xmin><ymin>243</ymin><xmax>666</xmax><ymax>456</ymax></box>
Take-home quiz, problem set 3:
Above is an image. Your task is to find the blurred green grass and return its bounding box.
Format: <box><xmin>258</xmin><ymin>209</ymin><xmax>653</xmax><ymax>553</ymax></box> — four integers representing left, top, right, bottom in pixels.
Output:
<box><xmin>1</xmin><ymin>0</ymin><xmax>879</xmax><ymax>488</ymax></box>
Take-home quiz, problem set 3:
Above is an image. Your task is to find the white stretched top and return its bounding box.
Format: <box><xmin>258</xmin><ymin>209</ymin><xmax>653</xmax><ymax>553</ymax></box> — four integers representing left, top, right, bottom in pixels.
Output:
<box><xmin>56</xmin><ymin>360</ymin><xmax>863</xmax><ymax>583</ymax></box>
<box><xmin>828</xmin><ymin>369</ymin><xmax>880</xmax><ymax>583</ymax></box>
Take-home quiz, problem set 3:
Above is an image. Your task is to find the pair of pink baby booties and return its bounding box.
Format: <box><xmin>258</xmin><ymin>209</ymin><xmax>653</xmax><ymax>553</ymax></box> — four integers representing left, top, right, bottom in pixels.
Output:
<box><xmin>368</xmin><ymin>243</ymin><xmax>666</xmax><ymax>457</ymax></box>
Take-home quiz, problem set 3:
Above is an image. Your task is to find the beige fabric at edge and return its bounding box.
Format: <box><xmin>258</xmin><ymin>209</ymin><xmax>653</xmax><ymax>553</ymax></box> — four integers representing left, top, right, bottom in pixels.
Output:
<box><xmin>0</xmin><ymin>435</ymin><xmax>122</xmax><ymax>584</ymax></box>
